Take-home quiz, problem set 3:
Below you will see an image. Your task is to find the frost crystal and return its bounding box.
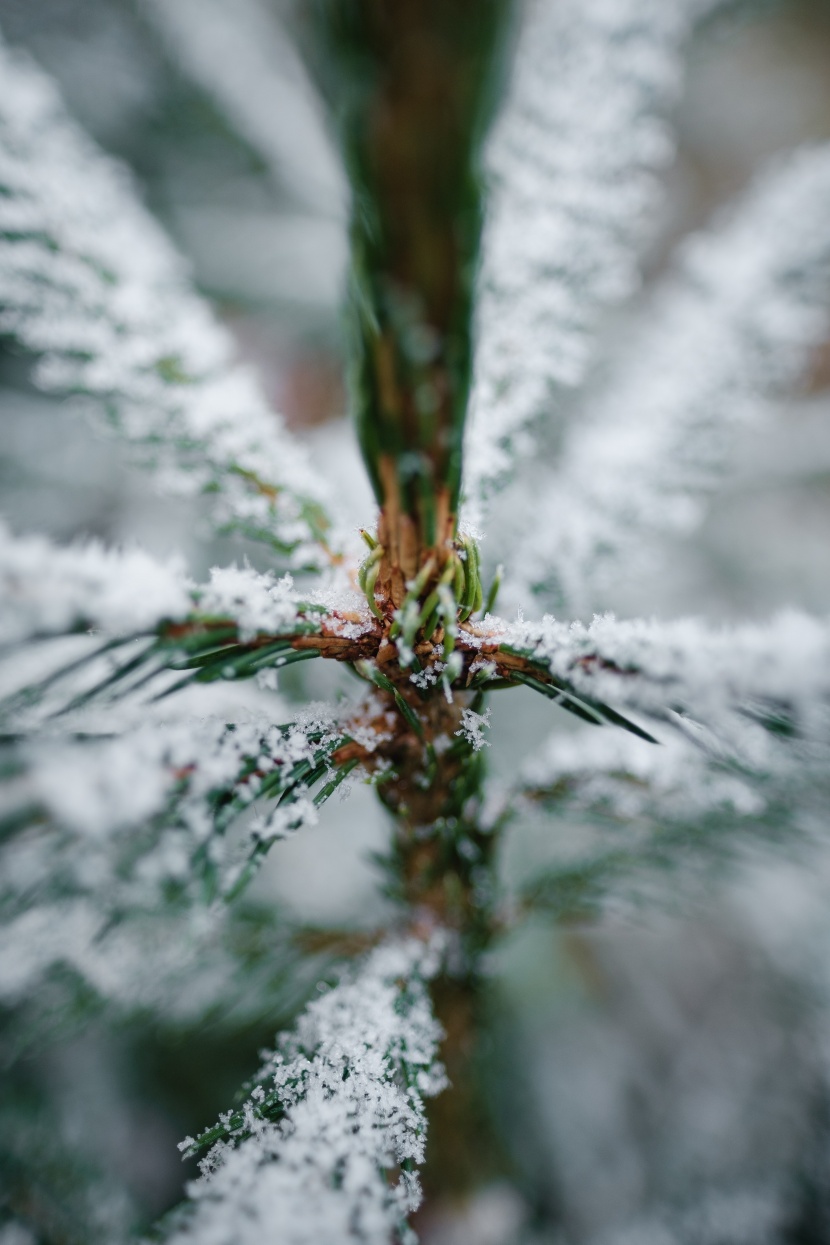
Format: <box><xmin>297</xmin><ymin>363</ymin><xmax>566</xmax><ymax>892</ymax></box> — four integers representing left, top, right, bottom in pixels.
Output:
<box><xmin>168</xmin><ymin>938</ymin><xmax>447</xmax><ymax>1245</ymax></box>
<box><xmin>196</xmin><ymin>566</ymin><xmax>307</xmax><ymax>642</ymax></box>
<box><xmin>456</xmin><ymin>707</ymin><xmax>492</xmax><ymax>752</ymax></box>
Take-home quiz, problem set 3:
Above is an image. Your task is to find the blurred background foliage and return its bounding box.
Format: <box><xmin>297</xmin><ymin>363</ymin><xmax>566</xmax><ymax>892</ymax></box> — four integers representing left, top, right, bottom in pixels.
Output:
<box><xmin>2</xmin><ymin>1</ymin><xmax>830</xmax><ymax>1242</ymax></box>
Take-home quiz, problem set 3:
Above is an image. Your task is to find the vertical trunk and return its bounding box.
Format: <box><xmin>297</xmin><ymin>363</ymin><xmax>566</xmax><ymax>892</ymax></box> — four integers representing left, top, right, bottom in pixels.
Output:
<box><xmin>307</xmin><ymin>0</ymin><xmax>512</xmax><ymax>599</ymax></box>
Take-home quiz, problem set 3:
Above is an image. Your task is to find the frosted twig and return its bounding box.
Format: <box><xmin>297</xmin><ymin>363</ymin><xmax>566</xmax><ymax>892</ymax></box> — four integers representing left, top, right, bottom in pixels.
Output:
<box><xmin>168</xmin><ymin>937</ymin><xmax>447</xmax><ymax>1245</ymax></box>
<box><xmin>475</xmin><ymin>609</ymin><xmax>830</xmax><ymax>758</ymax></box>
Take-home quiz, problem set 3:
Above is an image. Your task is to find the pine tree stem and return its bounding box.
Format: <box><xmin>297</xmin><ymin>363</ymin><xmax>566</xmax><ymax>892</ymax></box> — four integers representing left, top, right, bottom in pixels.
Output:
<box><xmin>309</xmin><ymin>0</ymin><xmax>512</xmax><ymax>580</ymax></box>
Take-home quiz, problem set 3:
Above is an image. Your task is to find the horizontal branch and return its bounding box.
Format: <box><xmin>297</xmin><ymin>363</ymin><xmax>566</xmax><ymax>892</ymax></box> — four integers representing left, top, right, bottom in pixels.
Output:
<box><xmin>0</xmin><ymin>526</ymin><xmax>377</xmax><ymax>719</ymax></box>
<box><xmin>460</xmin><ymin>610</ymin><xmax>830</xmax><ymax>756</ymax></box>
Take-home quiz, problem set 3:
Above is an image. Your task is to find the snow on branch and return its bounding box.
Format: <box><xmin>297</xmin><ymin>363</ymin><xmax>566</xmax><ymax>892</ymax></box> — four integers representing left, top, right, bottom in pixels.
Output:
<box><xmin>472</xmin><ymin>610</ymin><xmax>830</xmax><ymax>757</ymax></box>
<box><xmin>167</xmin><ymin>937</ymin><xmax>447</xmax><ymax>1245</ymax></box>
<box><xmin>0</xmin><ymin>520</ymin><xmax>192</xmax><ymax>644</ymax></box>
<box><xmin>512</xmin><ymin>144</ymin><xmax>830</xmax><ymax>612</ymax></box>
<box><xmin>0</xmin><ymin>704</ymin><xmax>362</xmax><ymax>1007</ymax></box>
<box><xmin>465</xmin><ymin>0</ymin><xmax>706</xmax><ymax>515</ymax></box>
<box><xmin>0</xmin><ymin>524</ymin><xmax>375</xmax><ymax>720</ymax></box>
<box><xmin>1</xmin><ymin>708</ymin><xmax>349</xmax><ymax>901</ymax></box>
<box><xmin>511</xmin><ymin>724</ymin><xmax>829</xmax><ymax>920</ymax></box>
<box><xmin>0</xmin><ymin>33</ymin><xmax>343</xmax><ymax>567</ymax></box>
<box><xmin>523</xmin><ymin>729</ymin><xmax>764</xmax><ymax>824</ymax></box>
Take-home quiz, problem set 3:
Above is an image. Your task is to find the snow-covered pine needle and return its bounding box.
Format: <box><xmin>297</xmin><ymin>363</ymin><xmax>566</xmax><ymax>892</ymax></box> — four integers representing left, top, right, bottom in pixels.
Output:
<box><xmin>167</xmin><ymin>937</ymin><xmax>447</xmax><ymax>1245</ymax></box>
<box><xmin>0</xmin><ymin>520</ymin><xmax>192</xmax><ymax>645</ymax></box>
<box><xmin>0</xmin><ymin>704</ymin><xmax>361</xmax><ymax>1008</ymax></box>
<box><xmin>509</xmin><ymin>143</ymin><xmax>830</xmax><ymax>612</ymax></box>
<box><xmin>0</xmin><ymin>524</ymin><xmax>374</xmax><ymax>720</ymax></box>
<box><xmin>0</xmin><ymin>33</ymin><xmax>343</xmax><ymax>567</ymax></box>
<box><xmin>475</xmin><ymin>609</ymin><xmax>830</xmax><ymax>758</ymax></box>
<box><xmin>0</xmin><ymin>894</ymin><xmax>322</xmax><ymax>1024</ymax></box>
<box><xmin>1</xmin><ymin>706</ymin><xmax>350</xmax><ymax>900</ymax></box>
<box><xmin>465</xmin><ymin>0</ymin><xmax>711</xmax><ymax>516</ymax></box>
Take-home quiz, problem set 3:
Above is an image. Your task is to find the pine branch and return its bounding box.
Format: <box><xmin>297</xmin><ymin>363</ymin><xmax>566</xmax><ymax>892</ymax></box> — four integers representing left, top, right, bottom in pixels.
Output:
<box><xmin>0</xmin><ymin>33</ymin><xmax>345</xmax><ymax>568</ymax></box>
<box><xmin>163</xmin><ymin>937</ymin><xmax>447</xmax><ymax>1245</ymax></box>
<box><xmin>0</xmin><ymin>896</ymin><xmax>342</xmax><ymax>1035</ymax></box>
<box><xmin>3</xmin><ymin>5</ymin><xmax>828</xmax><ymax>1239</ymax></box>
<box><xmin>0</xmin><ymin>525</ymin><xmax>377</xmax><ymax>721</ymax></box>
<box><xmin>0</xmin><ymin>520</ymin><xmax>192</xmax><ymax>646</ymax></box>
<box><xmin>506</xmin><ymin>143</ymin><xmax>830</xmax><ymax>611</ymax></box>
<box><xmin>1</xmin><ymin>706</ymin><xmax>354</xmax><ymax>898</ymax></box>
<box><xmin>0</xmin><ymin>680</ymin><xmax>399</xmax><ymax>1024</ymax></box>
<box><xmin>0</xmin><ymin>1095</ymin><xmax>135</xmax><ymax>1245</ymax></box>
<box><xmin>465</xmin><ymin>0</ymin><xmax>716</xmax><ymax>517</ymax></box>
<box><xmin>0</xmin><ymin>707</ymin><xmax>371</xmax><ymax>1017</ymax></box>
<box><xmin>466</xmin><ymin>610</ymin><xmax>830</xmax><ymax>757</ymax></box>
<box><xmin>0</xmin><ymin>525</ymin><xmax>384</xmax><ymax>1015</ymax></box>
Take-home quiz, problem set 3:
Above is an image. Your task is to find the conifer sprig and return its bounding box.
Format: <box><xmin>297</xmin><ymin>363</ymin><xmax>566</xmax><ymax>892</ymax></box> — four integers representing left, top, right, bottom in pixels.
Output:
<box><xmin>1</xmin><ymin>1</ymin><xmax>830</xmax><ymax>1241</ymax></box>
<box><xmin>163</xmin><ymin>938</ymin><xmax>447</xmax><ymax>1245</ymax></box>
<box><xmin>0</xmin><ymin>34</ymin><xmax>345</xmax><ymax>568</ymax></box>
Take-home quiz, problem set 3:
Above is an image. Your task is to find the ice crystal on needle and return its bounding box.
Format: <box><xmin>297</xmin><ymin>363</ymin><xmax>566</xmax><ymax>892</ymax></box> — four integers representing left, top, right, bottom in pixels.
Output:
<box><xmin>456</xmin><ymin>707</ymin><xmax>492</xmax><ymax>752</ymax></box>
<box><xmin>195</xmin><ymin>566</ymin><xmax>313</xmax><ymax>643</ymax></box>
